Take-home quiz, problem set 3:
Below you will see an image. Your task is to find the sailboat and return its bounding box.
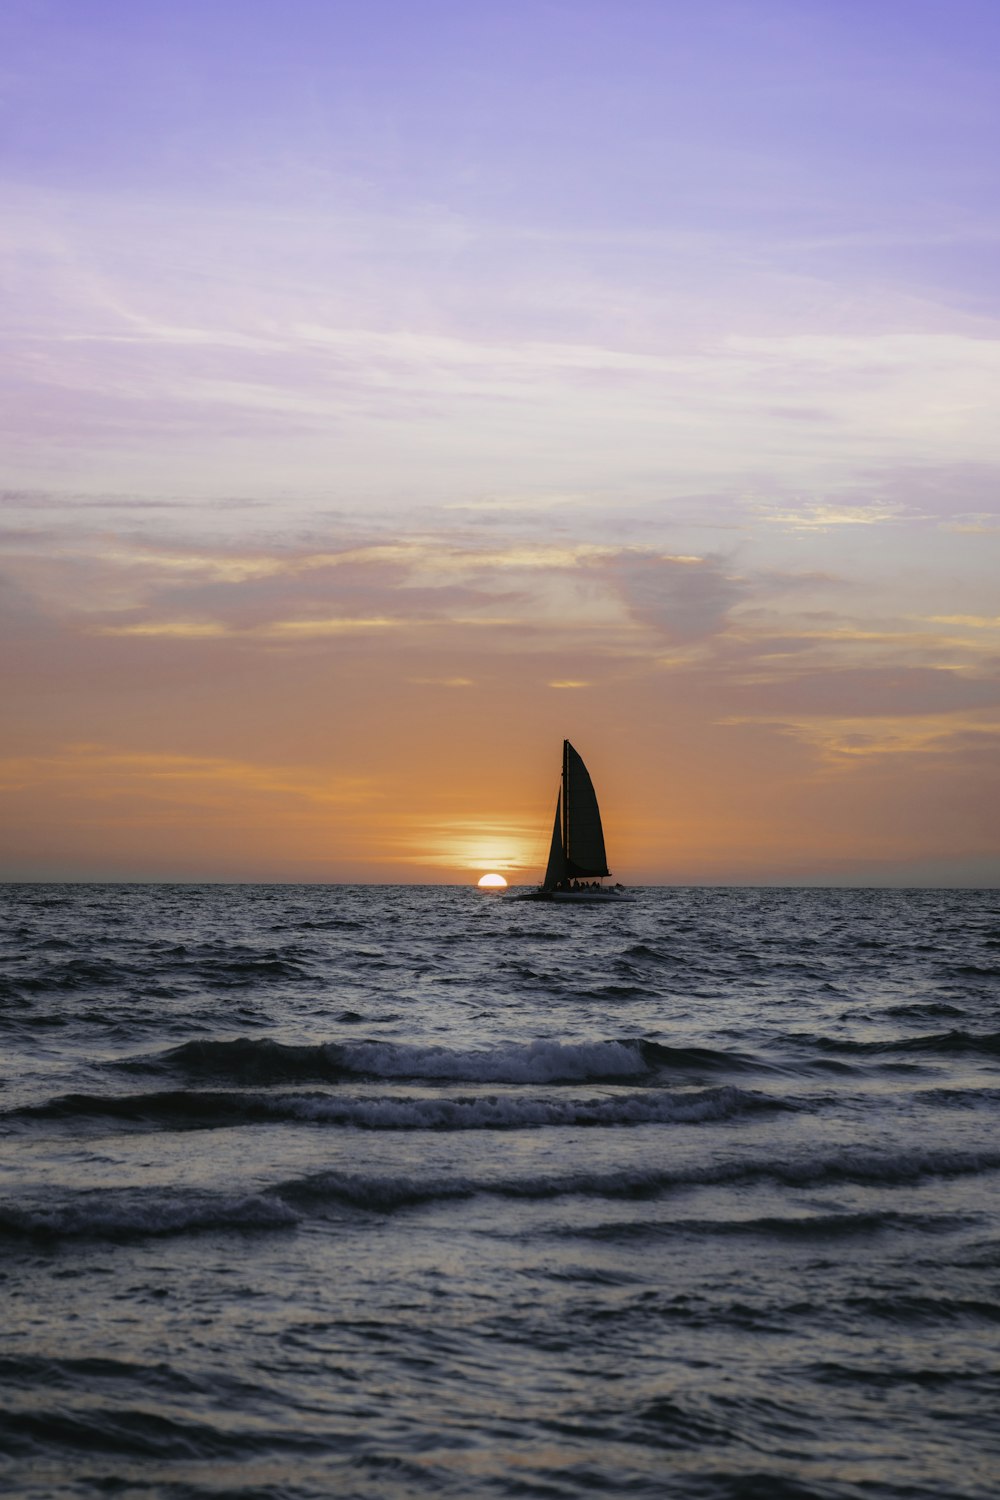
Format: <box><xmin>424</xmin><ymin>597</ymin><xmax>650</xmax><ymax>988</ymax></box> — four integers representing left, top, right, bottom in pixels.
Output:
<box><xmin>516</xmin><ymin>740</ymin><xmax>634</xmax><ymax>902</ymax></box>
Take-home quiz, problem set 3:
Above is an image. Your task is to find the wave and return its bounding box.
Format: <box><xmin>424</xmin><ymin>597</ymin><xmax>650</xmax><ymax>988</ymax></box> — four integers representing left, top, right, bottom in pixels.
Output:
<box><xmin>888</xmin><ymin>1029</ymin><xmax>1000</xmax><ymax>1057</ymax></box>
<box><xmin>794</xmin><ymin>1029</ymin><xmax>1000</xmax><ymax>1060</ymax></box>
<box><xmin>808</xmin><ymin>1360</ymin><xmax>999</xmax><ymax>1392</ymax></box>
<box><xmin>124</xmin><ymin>1037</ymin><xmax>348</xmax><ymax>1083</ymax></box>
<box><xmin>124</xmin><ymin>1035</ymin><xmax>764</xmax><ymax>1086</ymax></box>
<box><xmin>11</xmin><ymin>1083</ymin><xmax>782</xmax><ymax>1133</ymax></box>
<box><xmin>0</xmin><ymin>1400</ymin><xmax>319</xmax><ymax>1463</ymax></box>
<box><xmin>0</xmin><ymin>1189</ymin><xmax>298</xmax><ymax>1243</ymax></box>
<box><xmin>3</xmin><ymin>1144</ymin><xmax>996</xmax><ymax>1244</ymax></box>
<box><xmin>884</xmin><ymin>1002</ymin><xmax>968</xmax><ymax>1019</ymax></box>
<box><xmin>0</xmin><ymin>978</ymin><xmax>32</xmax><ymax>1005</ymax></box>
<box><xmin>620</xmin><ymin>942</ymin><xmax>690</xmax><ymax>970</ymax></box>
<box><xmin>12</xmin><ymin>949</ymin><xmax>316</xmax><ymax>996</ymax></box>
<box><xmin>15</xmin><ymin>957</ymin><xmax>140</xmax><ymax>993</ymax></box>
<box><xmin>919</xmin><ymin>1085</ymin><xmax>1000</xmax><ymax>1108</ymax></box>
<box><xmin>577</xmin><ymin>1283</ymin><xmax>1000</xmax><ymax>1331</ymax></box>
<box><xmin>189</xmin><ymin>955</ymin><xmax>315</xmax><ymax>985</ymax></box>
<box><xmin>293</xmin><ymin>917</ymin><xmax>363</xmax><ymax>930</ymax></box>
<box><xmin>0</xmin><ymin>1010</ymin><xmax>69</xmax><ymax>1033</ymax></box>
<box><xmin>844</xmin><ymin>1292</ymin><xmax>1000</xmax><ymax>1327</ymax></box>
<box><xmin>563</xmin><ymin>1209</ymin><xmax>977</xmax><ymax>1244</ymax></box>
<box><xmin>273</xmin><ymin>1144</ymin><xmax>1000</xmax><ymax>1216</ymax></box>
<box><xmin>0</xmin><ymin>1352</ymin><xmax>208</xmax><ymax>1395</ymax></box>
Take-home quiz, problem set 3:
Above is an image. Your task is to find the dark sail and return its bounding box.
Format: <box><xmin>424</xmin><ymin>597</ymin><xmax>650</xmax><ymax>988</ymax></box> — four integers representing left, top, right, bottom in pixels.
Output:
<box><xmin>542</xmin><ymin>793</ymin><xmax>567</xmax><ymax>890</ymax></box>
<box><xmin>563</xmin><ymin>740</ymin><xmax>610</xmax><ymax>877</ymax></box>
<box><xmin>523</xmin><ymin>739</ymin><xmax>629</xmax><ymax>900</ymax></box>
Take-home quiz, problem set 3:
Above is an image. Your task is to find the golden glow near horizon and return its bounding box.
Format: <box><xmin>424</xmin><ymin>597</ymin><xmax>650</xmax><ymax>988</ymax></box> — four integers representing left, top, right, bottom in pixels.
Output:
<box><xmin>1</xmin><ymin>510</ymin><xmax>998</xmax><ymax>885</ymax></box>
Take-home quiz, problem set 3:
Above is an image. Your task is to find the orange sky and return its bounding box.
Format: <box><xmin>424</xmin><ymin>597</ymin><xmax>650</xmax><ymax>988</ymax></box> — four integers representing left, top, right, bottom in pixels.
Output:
<box><xmin>2</xmin><ymin>517</ymin><xmax>999</xmax><ymax>884</ymax></box>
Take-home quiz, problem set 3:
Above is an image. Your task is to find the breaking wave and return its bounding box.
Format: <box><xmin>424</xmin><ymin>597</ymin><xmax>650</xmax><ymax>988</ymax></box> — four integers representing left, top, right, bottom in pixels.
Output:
<box><xmin>125</xmin><ymin>1035</ymin><xmax>764</xmax><ymax>1086</ymax></box>
<box><xmin>10</xmin><ymin>1083</ymin><xmax>782</xmax><ymax>1133</ymax></box>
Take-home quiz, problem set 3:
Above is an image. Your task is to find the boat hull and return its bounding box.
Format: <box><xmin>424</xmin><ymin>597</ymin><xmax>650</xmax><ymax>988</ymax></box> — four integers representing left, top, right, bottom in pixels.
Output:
<box><xmin>509</xmin><ymin>888</ymin><xmax>635</xmax><ymax>903</ymax></box>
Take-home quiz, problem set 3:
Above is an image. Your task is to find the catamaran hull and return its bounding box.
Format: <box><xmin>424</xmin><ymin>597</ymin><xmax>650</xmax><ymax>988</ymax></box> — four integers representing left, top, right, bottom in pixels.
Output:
<box><xmin>509</xmin><ymin>889</ymin><xmax>635</xmax><ymax>903</ymax></box>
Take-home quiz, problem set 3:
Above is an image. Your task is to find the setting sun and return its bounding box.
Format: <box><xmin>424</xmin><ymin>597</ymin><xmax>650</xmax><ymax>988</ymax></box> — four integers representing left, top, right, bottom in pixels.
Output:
<box><xmin>476</xmin><ymin>873</ymin><xmax>508</xmax><ymax>889</ymax></box>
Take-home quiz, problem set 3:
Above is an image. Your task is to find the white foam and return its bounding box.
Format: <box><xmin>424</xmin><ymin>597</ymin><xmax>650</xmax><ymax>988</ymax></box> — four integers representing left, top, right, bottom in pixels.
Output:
<box><xmin>335</xmin><ymin>1037</ymin><xmax>647</xmax><ymax>1084</ymax></box>
<box><xmin>273</xmin><ymin>1084</ymin><xmax>754</xmax><ymax>1130</ymax></box>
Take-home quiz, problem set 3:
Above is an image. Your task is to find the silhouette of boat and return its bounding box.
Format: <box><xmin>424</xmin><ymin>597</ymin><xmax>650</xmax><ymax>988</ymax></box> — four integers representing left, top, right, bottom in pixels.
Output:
<box><xmin>514</xmin><ymin>740</ymin><xmax>634</xmax><ymax>902</ymax></box>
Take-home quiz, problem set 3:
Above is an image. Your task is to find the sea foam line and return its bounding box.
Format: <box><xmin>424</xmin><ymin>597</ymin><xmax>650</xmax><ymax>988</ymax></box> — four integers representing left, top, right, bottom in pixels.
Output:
<box><xmin>12</xmin><ymin>1083</ymin><xmax>778</xmax><ymax>1132</ymax></box>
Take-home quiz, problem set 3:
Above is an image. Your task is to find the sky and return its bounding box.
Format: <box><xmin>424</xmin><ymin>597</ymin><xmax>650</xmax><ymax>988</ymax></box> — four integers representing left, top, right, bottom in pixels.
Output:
<box><xmin>2</xmin><ymin>0</ymin><xmax>999</xmax><ymax>884</ymax></box>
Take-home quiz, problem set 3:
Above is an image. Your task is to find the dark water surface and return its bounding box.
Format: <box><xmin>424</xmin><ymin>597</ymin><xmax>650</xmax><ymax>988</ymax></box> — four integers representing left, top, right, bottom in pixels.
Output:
<box><xmin>1</xmin><ymin>884</ymin><xmax>999</xmax><ymax>1498</ymax></box>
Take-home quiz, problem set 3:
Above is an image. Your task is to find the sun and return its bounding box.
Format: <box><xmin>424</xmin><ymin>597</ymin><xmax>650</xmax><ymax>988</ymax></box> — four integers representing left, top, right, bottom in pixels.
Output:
<box><xmin>476</xmin><ymin>872</ymin><xmax>508</xmax><ymax>889</ymax></box>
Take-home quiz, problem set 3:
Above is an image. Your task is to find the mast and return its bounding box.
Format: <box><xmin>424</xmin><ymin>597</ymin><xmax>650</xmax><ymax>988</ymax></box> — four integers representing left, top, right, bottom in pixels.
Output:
<box><xmin>562</xmin><ymin>739</ymin><xmax>569</xmax><ymax>866</ymax></box>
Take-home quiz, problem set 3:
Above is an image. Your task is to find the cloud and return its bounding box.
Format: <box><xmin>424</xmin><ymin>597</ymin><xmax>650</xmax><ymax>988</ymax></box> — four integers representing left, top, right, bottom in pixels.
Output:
<box><xmin>7</xmin><ymin>174</ymin><xmax>1000</xmax><ymax>514</ymax></box>
<box><xmin>724</xmin><ymin>713</ymin><xmax>1000</xmax><ymax>765</ymax></box>
<box><xmin>714</xmin><ymin>656</ymin><xmax>1000</xmax><ymax>735</ymax></box>
<box><xmin>0</xmin><ymin>489</ymin><xmax>219</xmax><ymax>512</ymax></box>
<box><xmin>756</xmin><ymin>501</ymin><xmax>904</xmax><ymax>531</ymax></box>
<box><xmin>0</xmin><ymin>745</ymin><xmax>376</xmax><ymax>806</ymax></box>
<box><xmin>6</xmin><ymin>519</ymin><xmax>996</xmax><ymax>689</ymax></box>
<box><xmin>94</xmin><ymin>615</ymin><xmax>408</xmax><ymax>640</ymax></box>
<box><xmin>856</xmin><ymin>462</ymin><xmax>1000</xmax><ymax>525</ymax></box>
<box><xmin>604</xmin><ymin>551</ymin><xmax>744</xmax><ymax>642</ymax></box>
<box><xmin>928</xmin><ymin>614</ymin><xmax>1000</xmax><ymax>629</ymax></box>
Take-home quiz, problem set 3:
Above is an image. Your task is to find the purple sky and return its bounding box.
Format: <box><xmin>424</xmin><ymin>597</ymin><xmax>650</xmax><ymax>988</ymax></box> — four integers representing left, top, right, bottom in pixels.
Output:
<box><xmin>2</xmin><ymin>1</ymin><xmax>999</xmax><ymax>881</ymax></box>
<box><xmin>4</xmin><ymin>0</ymin><xmax>1000</xmax><ymax>514</ymax></box>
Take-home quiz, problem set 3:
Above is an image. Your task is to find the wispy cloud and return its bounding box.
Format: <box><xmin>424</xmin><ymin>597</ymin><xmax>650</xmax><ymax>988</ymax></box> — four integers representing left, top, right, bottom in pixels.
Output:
<box><xmin>0</xmin><ymin>744</ymin><xmax>376</xmax><ymax>808</ymax></box>
<box><xmin>757</xmin><ymin>502</ymin><xmax>905</xmax><ymax>531</ymax></box>
<box><xmin>928</xmin><ymin>614</ymin><xmax>1000</xmax><ymax>629</ymax></box>
<box><xmin>723</xmin><ymin>713</ymin><xmax>1000</xmax><ymax>772</ymax></box>
<box><xmin>6</xmin><ymin>169</ymin><xmax>1000</xmax><ymax>515</ymax></box>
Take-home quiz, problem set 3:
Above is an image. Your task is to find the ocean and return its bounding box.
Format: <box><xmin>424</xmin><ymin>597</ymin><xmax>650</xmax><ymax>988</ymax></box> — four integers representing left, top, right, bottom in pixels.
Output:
<box><xmin>1</xmin><ymin>883</ymin><xmax>998</xmax><ymax>1499</ymax></box>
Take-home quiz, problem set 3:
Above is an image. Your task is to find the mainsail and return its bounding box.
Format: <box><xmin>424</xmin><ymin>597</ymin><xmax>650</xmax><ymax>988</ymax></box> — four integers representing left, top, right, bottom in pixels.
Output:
<box><xmin>542</xmin><ymin>741</ymin><xmax>610</xmax><ymax>889</ymax></box>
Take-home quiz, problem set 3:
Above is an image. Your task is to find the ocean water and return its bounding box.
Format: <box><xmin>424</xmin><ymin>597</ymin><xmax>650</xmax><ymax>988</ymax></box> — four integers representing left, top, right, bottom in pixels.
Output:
<box><xmin>1</xmin><ymin>884</ymin><xmax>999</xmax><ymax>1500</ymax></box>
